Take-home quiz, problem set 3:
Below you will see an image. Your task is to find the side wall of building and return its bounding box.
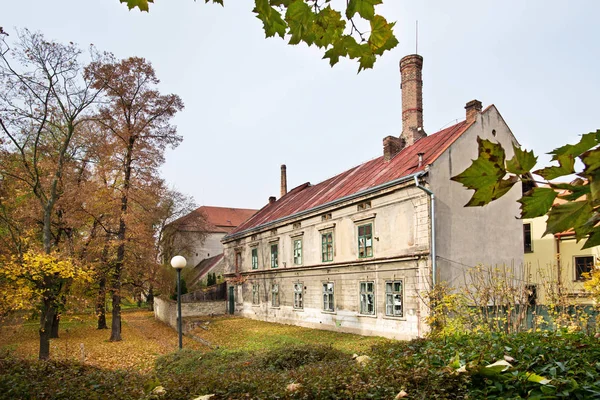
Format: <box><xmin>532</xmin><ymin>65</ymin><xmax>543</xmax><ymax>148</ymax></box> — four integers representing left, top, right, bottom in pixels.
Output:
<box><xmin>173</xmin><ymin>231</ymin><xmax>226</xmax><ymax>268</ymax></box>
<box><xmin>223</xmin><ymin>185</ymin><xmax>432</xmax><ymax>339</ymax></box>
<box><xmin>525</xmin><ymin>216</ymin><xmax>598</xmax><ymax>303</ymax></box>
<box><xmin>429</xmin><ymin>107</ymin><xmax>524</xmax><ymax>286</ymax></box>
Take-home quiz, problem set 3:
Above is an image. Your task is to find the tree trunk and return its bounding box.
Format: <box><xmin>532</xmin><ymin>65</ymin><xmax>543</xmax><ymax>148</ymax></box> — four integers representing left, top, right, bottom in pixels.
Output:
<box><xmin>39</xmin><ymin>296</ymin><xmax>55</xmax><ymax>360</ymax></box>
<box><xmin>147</xmin><ymin>286</ymin><xmax>154</xmax><ymax>311</ymax></box>
<box><xmin>50</xmin><ymin>312</ymin><xmax>60</xmax><ymax>339</ymax></box>
<box><xmin>109</xmin><ymin>135</ymin><xmax>134</xmax><ymax>342</ymax></box>
<box><xmin>96</xmin><ymin>275</ymin><xmax>108</xmax><ymax>329</ymax></box>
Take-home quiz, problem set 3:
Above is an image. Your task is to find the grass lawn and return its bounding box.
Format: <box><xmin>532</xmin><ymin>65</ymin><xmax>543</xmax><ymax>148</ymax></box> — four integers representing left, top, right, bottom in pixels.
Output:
<box><xmin>2</xmin><ymin>311</ymin><xmax>600</xmax><ymax>399</ymax></box>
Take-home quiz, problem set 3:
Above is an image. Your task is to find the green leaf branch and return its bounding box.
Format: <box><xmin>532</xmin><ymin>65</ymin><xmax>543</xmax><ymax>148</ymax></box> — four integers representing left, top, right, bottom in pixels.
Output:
<box><xmin>451</xmin><ymin>130</ymin><xmax>600</xmax><ymax>249</ymax></box>
<box><xmin>119</xmin><ymin>0</ymin><xmax>397</xmax><ymax>72</ymax></box>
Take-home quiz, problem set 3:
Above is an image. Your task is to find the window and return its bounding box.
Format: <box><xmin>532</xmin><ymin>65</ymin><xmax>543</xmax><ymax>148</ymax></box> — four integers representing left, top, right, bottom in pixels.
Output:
<box><xmin>323</xmin><ymin>282</ymin><xmax>334</xmax><ymax>311</ymax></box>
<box><xmin>385</xmin><ymin>281</ymin><xmax>403</xmax><ymax>317</ymax></box>
<box><xmin>360</xmin><ymin>281</ymin><xmax>375</xmax><ymax>315</ymax></box>
<box><xmin>293</xmin><ymin>283</ymin><xmax>303</xmax><ymax>309</ymax></box>
<box><xmin>358</xmin><ymin>224</ymin><xmax>373</xmax><ymax>258</ymax></box>
<box><xmin>271</xmin><ymin>244</ymin><xmax>279</xmax><ymax>268</ymax></box>
<box><xmin>251</xmin><ymin>248</ymin><xmax>258</xmax><ymax>270</ymax></box>
<box><xmin>575</xmin><ymin>256</ymin><xmax>594</xmax><ymax>281</ymax></box>
<box><xmin>252</xmin><ymin>284</ymin><xmax>260</xmax><ymax>305</ymax></box>
<box><xmin>293</xmin><ymin>239</ymin><xmax>303</xmax><ymax>265</ymax></box>
<box><xmin>271</xmin><ymin>284</ymin><xmax>279</xmax><ymax>307</ymax></box>
<box><xmin>293</xmin><ymin>222</ymin><xmax>301</xmax><ymax>229</ymax></box>
<box><xmin>357</xmin><ymin>201</ymin><xmax>371</xmax><ymax>211</ymax></box>
<box><xmin>321</xmin><ymin>213</ymin><xmax>332</xmax><ymax>221</ymax></box>
<box><xmin>321</xmin><ymin>232</ymin><xmax>334</xmax><ymax>262</ymax></box>
<box><xmin>235</xmin><ymin>252</ymin><xmax>242</xmax><ymax>272</ymax></box>
<box><xmin>523</xmin><ymin>223</ymin><xmax>532</xmax><ymax>253</ymax></box>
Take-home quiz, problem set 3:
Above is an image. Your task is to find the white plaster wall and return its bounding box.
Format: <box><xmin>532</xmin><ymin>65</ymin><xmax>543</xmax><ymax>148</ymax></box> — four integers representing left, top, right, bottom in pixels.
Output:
<box><xmin>153</xmin><ymin>296</ymin><xmax>227</xmax><ymax>330</ymax></box>
<box><xmin>173</xmin><ymin>232</ymin><xmax>226</xmax><ymax>267</ymax></box>
<box><xmin>429</xmin><ymin>107</ymin><xmax>524</xmax><ymax>286</ymax></box>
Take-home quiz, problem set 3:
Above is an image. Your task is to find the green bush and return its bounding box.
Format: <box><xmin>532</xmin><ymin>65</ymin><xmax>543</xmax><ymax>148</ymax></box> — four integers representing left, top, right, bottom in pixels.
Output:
<box><xmin>256</xmin><ymin>343</ymin><xmax>345</xmax><ymax>370</ymax></box>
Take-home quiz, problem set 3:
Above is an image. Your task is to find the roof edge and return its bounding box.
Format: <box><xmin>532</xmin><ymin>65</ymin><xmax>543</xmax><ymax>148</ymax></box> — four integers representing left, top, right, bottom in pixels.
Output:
<box><xmin>222</xmin><ymin>171</ymin><xmax>424</xmax><ymax>243</ymax></box>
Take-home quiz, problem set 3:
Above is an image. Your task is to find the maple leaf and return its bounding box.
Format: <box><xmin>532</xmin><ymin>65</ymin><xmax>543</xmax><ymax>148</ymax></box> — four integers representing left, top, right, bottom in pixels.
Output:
<box><xmin>120</xmin><ymin>0</ymin><xmax>154</xmax><ymax>12</ymax></box>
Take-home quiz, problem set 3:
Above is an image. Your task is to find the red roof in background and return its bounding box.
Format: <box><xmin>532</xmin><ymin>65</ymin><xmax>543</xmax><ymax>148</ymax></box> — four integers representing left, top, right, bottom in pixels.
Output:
<box><xmin>172</xmin><ymin>206</ymin><xmax>258</xmax><ymax>233</ymax></box>
<box><xmin>230</xmin><ymin>120</ymin><xmax>472</xmax><ymax>237</ymax></box>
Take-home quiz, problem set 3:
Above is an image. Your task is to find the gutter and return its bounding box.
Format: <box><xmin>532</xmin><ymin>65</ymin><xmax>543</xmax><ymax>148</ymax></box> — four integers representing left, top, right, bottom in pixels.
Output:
<box><xmin>223</xmin><ymin>172</ymin><xmax>423</xmax><ymax>243</ymax></box>
<box><xmin>414</xmin><ymin>171</ymin><xmax>437</xmax><ymax>285</ymax></box>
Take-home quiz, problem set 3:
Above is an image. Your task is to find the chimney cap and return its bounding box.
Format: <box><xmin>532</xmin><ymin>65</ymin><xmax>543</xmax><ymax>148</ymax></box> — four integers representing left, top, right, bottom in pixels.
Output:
<box><xmin>465</xmin><ymin>99</ymin><xmax>483</xmax><ymax>111</ymax></box>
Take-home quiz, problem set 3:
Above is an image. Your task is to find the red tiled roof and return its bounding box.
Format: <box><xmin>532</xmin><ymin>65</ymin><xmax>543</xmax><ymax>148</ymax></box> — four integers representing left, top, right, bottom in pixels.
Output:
<box><xmin>230</xmin><ymin>120</ymin><xmax>472</xmax><ymax>236</ymax></box>
<box><xmin>172</xmin><ymin>206</ymin><xmax>258</xmax><ymax>233</ymax></box>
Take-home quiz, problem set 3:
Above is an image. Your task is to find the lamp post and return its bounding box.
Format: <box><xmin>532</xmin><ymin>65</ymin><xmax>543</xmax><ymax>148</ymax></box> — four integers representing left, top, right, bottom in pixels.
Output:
<box><xmin>170</xmin><ymin>255</ymin><xmax>187</xmax><ymax>349</ymax></box>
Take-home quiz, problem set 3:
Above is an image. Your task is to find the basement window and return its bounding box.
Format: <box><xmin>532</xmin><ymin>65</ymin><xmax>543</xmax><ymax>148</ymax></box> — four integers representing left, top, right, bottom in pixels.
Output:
<box><xmin>321</xmin><ymin>213</ymin><xmax>332</xmax><ymax>221</ymax></box>
<box><xmin>271</xmin><ymin>284</ymin><xmax>280</xmax><ymax>307</ymax></box>
<box><xmin>294</xmin><ymin>283</ymin><xmax>303</xmax><ymax>309</ymax></box>
<box><xmin>252</xmin><ymin>284</ymin><xmax>260</xmax><ymax>305</ymax></box>
<box><xmin>323</xmin><ymin>282</ymin><xmax>334</xmax><ymax>312</ymax></box>
<box><xmin>359</xmin><ymin>282</ymin><xmax>375</xmax><ymax>315</ymax></box>
<box><xmin>293</xmin><ymin>222</ymin><xmax>301</xmax><ymax>229</ymax></box>
<box><xmin>385</xmin><ymin>281</ymin><xmax>403</xmax><ymax>317</ymax></box>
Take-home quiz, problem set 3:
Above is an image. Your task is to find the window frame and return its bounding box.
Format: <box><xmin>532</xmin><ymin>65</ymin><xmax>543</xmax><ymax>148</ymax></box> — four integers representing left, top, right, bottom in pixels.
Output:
<box><xmin>293</xmin><ymin>282</ymin><xmax>303</xmax><ymax>310</ymax></box>
<box><xmin>574</xmin><ymin>255</ymin><xmax>594</xmax><ymax>281</ymax></box>
<box><xmin>359</xmin><ymin>281</ymin><xmax>376</xmax><ymax>315</ymax></box>
<box><xmin>523</xmin><ymin>223</ymin><xmax>533</xmax><ymax>253</ymax></box>
<box><xmin>251</xmin><ymin>247</ymin><xmax>258</xmax><ymax>270</ymax></box>
<box><xmin>293</xmin><ymin>238</ymin><xmax>303</xmax><ymax>265</ymax></box>
<box><xmin>252</xmin><ymin>283</ymin><xmax>260</xmax><ymax>305</ymax></box>
<box><xmin>321</xmin><ymin>232</ymin><xmax>334</xmax><ymax>262</ymax></box>
<box><xmin>271</xmin><ymin>283</ymin><xmax>280</xmax><ymax>307</ymax></box>
<box><xmin>357</xmin><ymin>223</ymin><xmax>374</xmax><ymax>258</ymax></box>
<box><xmin>385</xmin><ymin>280</ymin><xmax>404</xmax><ymax>318</ymax></box>
<box><xmin>271</xmin><ymin>243</ymin><xmax>279</xmax><ymax>268</ymax></box>
<box><xmin>322</xmin><ymin>282</ymin><xmax>335</xmax><ymax>312</ymax></box>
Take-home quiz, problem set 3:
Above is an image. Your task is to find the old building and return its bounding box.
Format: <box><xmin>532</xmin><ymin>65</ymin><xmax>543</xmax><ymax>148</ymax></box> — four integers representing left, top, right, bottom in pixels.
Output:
<box><xmin>168</xmin><ymin>206</ymin><xmax>257</xmax><ymax>286</ymax></box>
<box><xmin>221</xmin><ymin>54</ymin><xmax>523</xmax><ymax>339</ymax></box>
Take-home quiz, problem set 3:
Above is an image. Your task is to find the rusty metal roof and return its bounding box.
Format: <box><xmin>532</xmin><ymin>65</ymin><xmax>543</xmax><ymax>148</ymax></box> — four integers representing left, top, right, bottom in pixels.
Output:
<box><xmin>230</xmin><ymin>121</ymin><xmax>471</xmax><ymax>237</ymax></box>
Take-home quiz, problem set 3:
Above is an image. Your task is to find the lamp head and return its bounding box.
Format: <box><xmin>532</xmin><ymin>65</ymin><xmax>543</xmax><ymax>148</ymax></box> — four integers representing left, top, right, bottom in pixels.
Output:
<box><xmin>170</xmin><ymin>255</ymin><xmax>187</xmax><ymax>270</ymax></box>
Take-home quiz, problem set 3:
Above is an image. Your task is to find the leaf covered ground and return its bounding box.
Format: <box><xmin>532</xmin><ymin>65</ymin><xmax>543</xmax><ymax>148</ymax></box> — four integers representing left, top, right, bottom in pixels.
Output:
<box><xmin>2</xmin><ymin>311</ymin><xmax>600</xmax><ymax>399</ymax></box>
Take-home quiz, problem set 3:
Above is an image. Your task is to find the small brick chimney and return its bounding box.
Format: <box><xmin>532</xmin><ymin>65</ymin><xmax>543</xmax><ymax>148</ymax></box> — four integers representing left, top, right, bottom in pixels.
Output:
<box><xmin>383</xmin><ymin>136</ymin><xmax>403</xmax><ymax>162</ymax></box>
<box><xmin>465</xmin><ymin>99</ymin><xmax>482</xmax><ymax>123</ymax></box>
<box><xmin>400</xmin><ymin>54</ymin><xmax>426</xmax><ymax>146</ymax></box>
<box><xmin>280</xmin><ymin>164</ymin><xmax>287</xmax><ymax>198</ymax></box>
<box><xmin>269</xmin><ymin>196</ymin><xmax>276</xmax><ymax>204</ymax></box>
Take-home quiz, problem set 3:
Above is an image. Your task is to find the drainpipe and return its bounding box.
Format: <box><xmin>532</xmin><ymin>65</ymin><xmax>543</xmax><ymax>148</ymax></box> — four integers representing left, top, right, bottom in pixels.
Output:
<box><xmin>414</xmin><ymin>172</ymin><xmax>436</xmax><ymax>285</ymax></box>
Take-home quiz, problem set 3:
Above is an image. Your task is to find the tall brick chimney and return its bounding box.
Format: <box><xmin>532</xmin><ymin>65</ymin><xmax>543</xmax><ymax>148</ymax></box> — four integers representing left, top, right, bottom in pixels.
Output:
<box><xmin>465</xmin><ymin>99</ymin><xmax>482</xmax><ymax>123</ymax></box>
<box><xmin>280</xmin><ymin>164</ymin><xmax>287</xmax><ymax>198</ymax></box>
<box><xmin>400</xmin><ymin>54</ymin><xmax>426</xmax><ymax>146</ymax></box>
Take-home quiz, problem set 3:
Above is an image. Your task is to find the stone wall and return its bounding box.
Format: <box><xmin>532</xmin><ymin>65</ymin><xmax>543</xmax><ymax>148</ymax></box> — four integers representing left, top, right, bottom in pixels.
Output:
<box><xmin>153</xmin><ymin>296</ymin><xmax>226</xmax><ymax>332</ymax></box>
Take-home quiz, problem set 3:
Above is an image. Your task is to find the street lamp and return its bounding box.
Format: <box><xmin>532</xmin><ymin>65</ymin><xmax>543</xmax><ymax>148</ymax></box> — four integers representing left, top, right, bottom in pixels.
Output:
<box><xmin>170</xmin><ymin>255</ymin><xmax>187</xmax><ymax>349</ymax></box>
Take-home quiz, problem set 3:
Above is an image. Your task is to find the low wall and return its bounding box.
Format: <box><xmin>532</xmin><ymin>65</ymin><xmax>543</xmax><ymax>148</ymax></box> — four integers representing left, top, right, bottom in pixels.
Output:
<box><xmin>153</xmin><ymin>297</ymin><xmax>226</xmax><ymax>332</ymax></box>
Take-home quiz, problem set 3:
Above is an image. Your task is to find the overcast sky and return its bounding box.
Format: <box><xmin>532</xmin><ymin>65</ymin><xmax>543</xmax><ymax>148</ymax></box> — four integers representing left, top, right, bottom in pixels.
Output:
<box><xmin>4</xmin><ymin>1</ymin><xmax>600</xmax><ymax>210</ymax></box>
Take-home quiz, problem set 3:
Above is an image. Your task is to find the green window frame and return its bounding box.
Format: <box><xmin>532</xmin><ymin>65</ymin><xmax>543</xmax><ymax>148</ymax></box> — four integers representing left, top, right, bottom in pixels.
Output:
<box><xmin>321</xmin><ymin>232</ymin><xmax>334</xmax><ymax>262</ymax></box>
<box><xmin>251</xmin><ymin>248</ymin><xmax>258</xmax><ymax>270</ymax></box>
<box><xmin>323</xmin><ymin>282</ymin><xmax>334</xmax><ymax>312</ymax></box>
<box><xmin>293</xmin><ymin>239</ymin><xmax>302</xmax><ymax>265</ymax></box>
<box><xmin>358</xmin><ymin>223</ymin><xmax>373</xmax><ymax>258</ymax></box>
<box><xmin>359</xmin><ymin>281</ymin><xmax>375</xmax><ymax>315</ymax></box>
<box><xmin>385</xmin><ymin>281</ymin><xmax>403</xmax><ymax>317</ymax></box>
<box><xmin>271</xmin><ymin>244</ymin><xmax>279</xmax><ymax>268</ymax></box>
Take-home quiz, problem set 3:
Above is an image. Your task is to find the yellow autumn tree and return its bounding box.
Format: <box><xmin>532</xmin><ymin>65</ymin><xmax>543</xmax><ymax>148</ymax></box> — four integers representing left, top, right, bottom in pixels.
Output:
<box><xmin>0</xmin><ymin>250</ymin><xmax>92</xmax><ymax>324</ymax></box>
